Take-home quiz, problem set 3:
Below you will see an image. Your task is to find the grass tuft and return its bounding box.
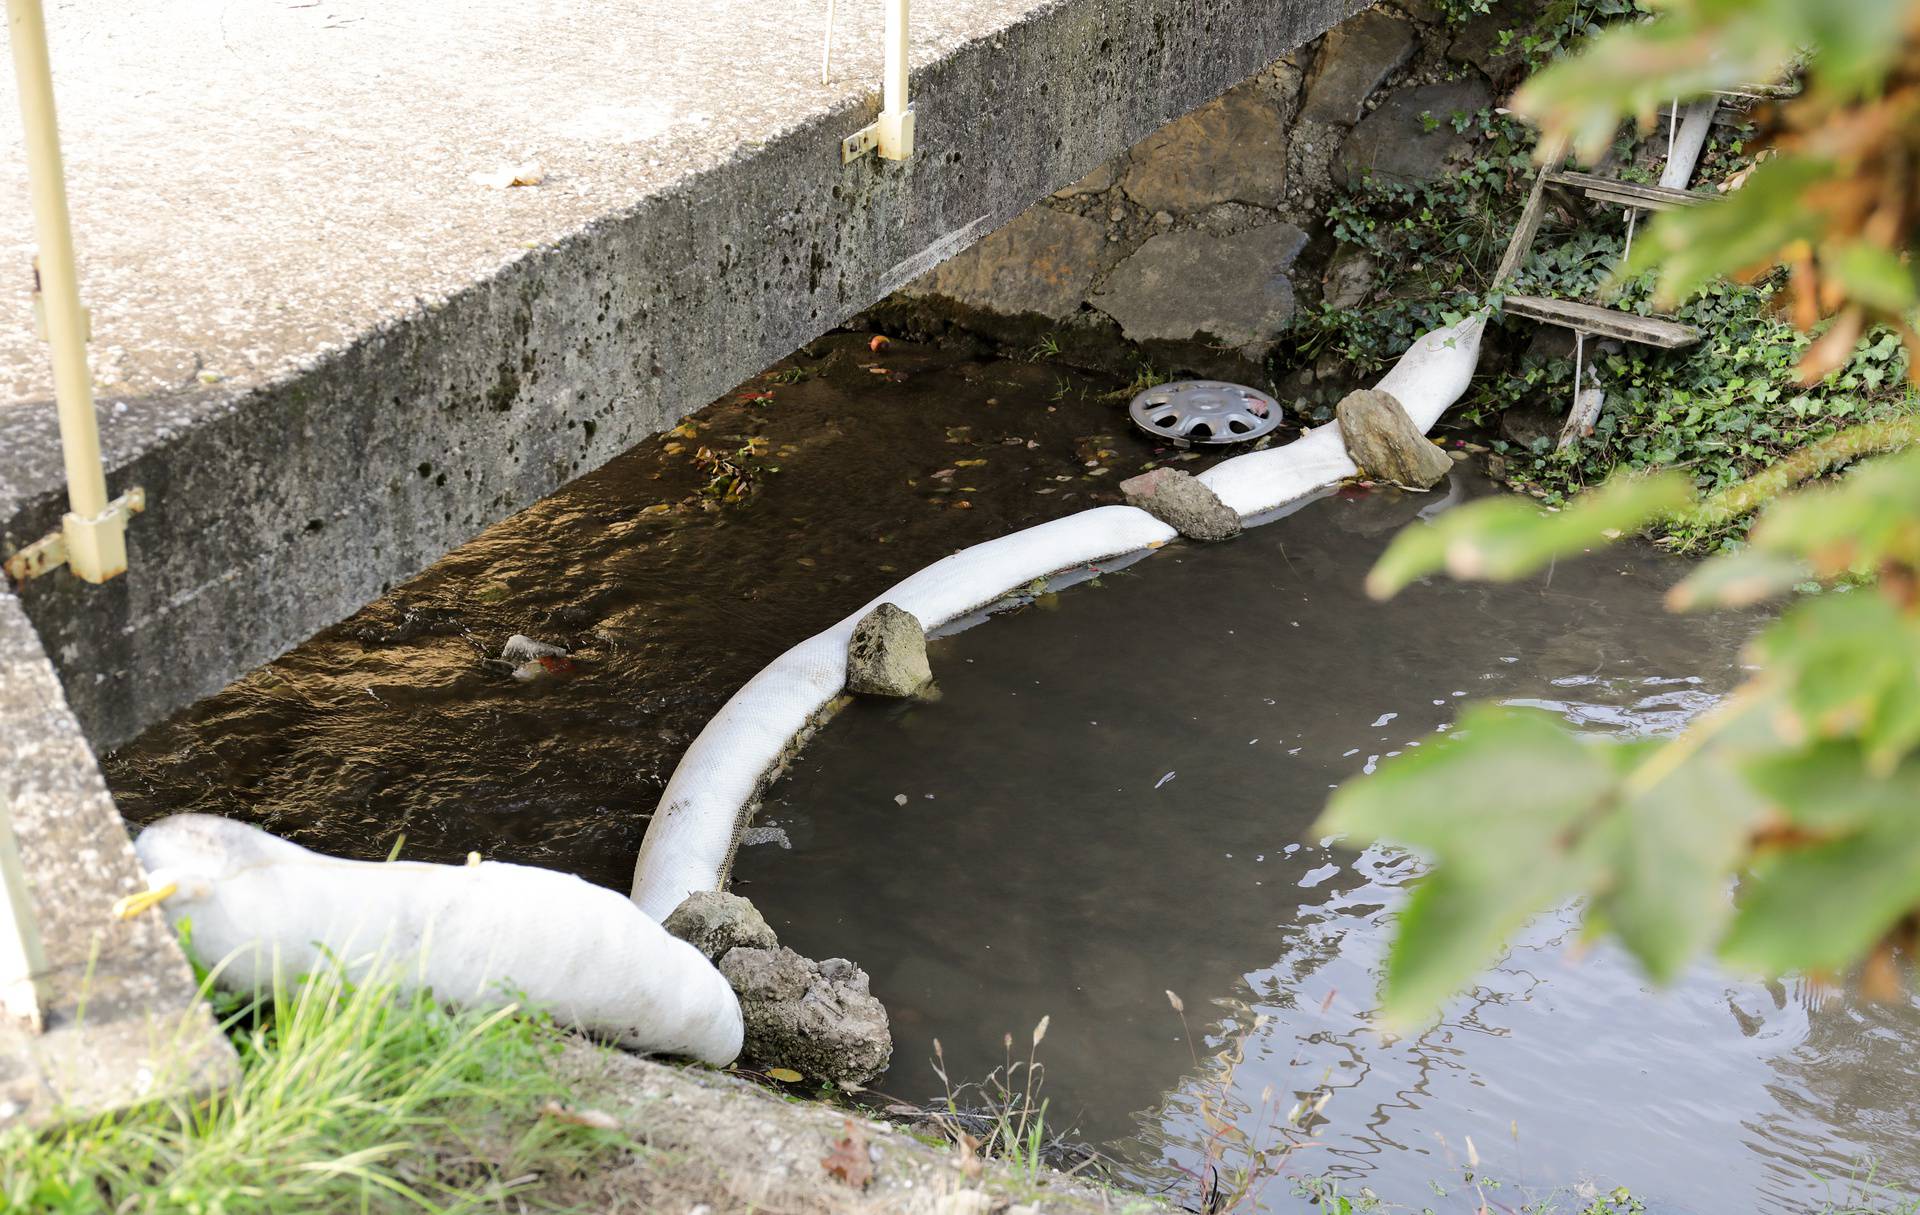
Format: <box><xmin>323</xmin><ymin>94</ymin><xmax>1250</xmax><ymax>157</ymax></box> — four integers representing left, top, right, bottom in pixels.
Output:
<box><xmin>2</xmin><ymin>957</ymin><xmax>621</xmax><ymax>1214</ymax></box>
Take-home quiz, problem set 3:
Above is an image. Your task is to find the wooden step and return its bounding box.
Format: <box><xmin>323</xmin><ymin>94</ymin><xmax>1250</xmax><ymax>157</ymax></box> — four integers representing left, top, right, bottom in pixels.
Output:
<box><xmin>1501</xmin><ymin>295</ymin><xmax>1701</xmax><ymax>349</ymax></box>
<box><xmin>1547</xmin><ymin>170</ymin><xmax>1711</xmax><ymax>212</ymax></box>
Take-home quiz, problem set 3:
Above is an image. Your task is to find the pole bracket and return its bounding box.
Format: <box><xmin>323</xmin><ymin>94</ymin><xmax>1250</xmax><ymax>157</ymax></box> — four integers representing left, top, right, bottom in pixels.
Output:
<box><xmin>4</xmin><ymin>486</ymin><xmax>144</xmax><ymax>583</ymax></box>
<box><xmin>840</xmin><ymin>0</ymin><xmax>913</xmax><ymax>162</ymax></box>
<box><xmin>841</xmin><ymin>109</ymin><xmax>914</xmax><ymax>163</ymax></box>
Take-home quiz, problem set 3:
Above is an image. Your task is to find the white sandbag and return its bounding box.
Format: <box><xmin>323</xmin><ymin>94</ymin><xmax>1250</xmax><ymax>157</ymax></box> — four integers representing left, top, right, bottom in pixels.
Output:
<box><xmin>630</xmin><ymin>506</ymin><xmax>1176</xmax><ymax>918</ymax></box>
<box><xmin>1198</xmin><ymin>312</ymin><xmax>1487</xmax><ymax>518</ymax></box>
<box><xmin>135</xmin><ymin>813</ymin><xmax>742</xmax><ymax>1065</ymax></box>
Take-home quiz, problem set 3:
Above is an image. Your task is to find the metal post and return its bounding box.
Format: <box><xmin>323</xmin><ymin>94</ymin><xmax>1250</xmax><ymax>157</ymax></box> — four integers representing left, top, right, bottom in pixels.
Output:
<box><xmin>0</xmin><ymin>802</ymin><xmax>47</xmax><ymax>1032</ymax></box>
<box><xmin>876</xmin><ymin>0</ymin><xmax>913</xmax><ymax>159</ymax></box>
<box><xmin>6</xmin><ymin>0</ymin><xmax>133</xmax><ymax>583</ymax></box>
<box><xmin>839</xmin><ymin>0</ymin><xmax>913</xmax><ymax>161</ymax></box>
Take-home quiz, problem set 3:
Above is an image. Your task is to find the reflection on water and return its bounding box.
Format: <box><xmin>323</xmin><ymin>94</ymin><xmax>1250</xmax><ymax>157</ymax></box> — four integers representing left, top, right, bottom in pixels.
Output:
<box><xmin>734</xmin><ymin>477</ymin><xmax>1920</xmax><ymax>1214</ymax></box>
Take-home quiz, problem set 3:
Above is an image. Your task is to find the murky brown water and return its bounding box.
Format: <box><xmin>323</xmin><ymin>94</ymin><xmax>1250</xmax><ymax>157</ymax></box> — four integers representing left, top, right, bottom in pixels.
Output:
<box><xmin>104</xmin><ymin>334</ymin><xmax>1250</xmax><ymax>887</ymax></box>
<box><xmin>107</xmin><ymin>333</ymin><xmax>1920</xmax><ymax>1214</ymax></box>
<box><xmin>732</xmin><ymin>481</ymin><xmax>1920</xmax><ymax>1214</ymax></box>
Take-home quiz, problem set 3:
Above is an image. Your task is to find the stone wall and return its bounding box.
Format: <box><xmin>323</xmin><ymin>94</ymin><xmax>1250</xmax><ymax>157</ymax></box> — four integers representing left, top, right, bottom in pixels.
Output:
<box><xmin>875</xmin><ymin>0</ymin><xmax>1520</xmax><ymax>383</ymax></box>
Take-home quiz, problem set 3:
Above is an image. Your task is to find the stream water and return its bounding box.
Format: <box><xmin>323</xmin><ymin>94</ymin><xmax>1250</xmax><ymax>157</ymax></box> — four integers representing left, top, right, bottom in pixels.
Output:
<box><xmin>732</xmin><ymin>479</ymin><xmax>1920</xmax><ymax>1214</ymax></box>
<box><xmin>106</xmin><ymin>333</ymin><xmax>1920</xmax><ymax>1214</ymax></box>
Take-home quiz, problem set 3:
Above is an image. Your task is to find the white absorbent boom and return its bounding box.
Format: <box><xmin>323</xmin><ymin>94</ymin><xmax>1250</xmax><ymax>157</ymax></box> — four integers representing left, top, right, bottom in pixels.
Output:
<box><xmin>629</xmin><ymin>314</ymin><xmax>1487</xmax><ymax>918</ymax></box>
<box><xmin>133</xmin><ymin>813</ymin><xmax>743</xmax><ymax>1066</ymax></box>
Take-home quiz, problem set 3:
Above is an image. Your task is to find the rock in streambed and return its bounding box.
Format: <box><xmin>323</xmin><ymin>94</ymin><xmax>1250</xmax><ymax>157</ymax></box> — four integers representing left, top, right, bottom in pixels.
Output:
<box><xmin>665</xmin><ymin>890</ymin><xmax>894</xmax><ymax>1086</ymax></box>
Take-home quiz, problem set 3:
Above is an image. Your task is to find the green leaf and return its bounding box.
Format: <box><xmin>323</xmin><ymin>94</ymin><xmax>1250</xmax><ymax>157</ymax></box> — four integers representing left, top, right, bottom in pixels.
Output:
<box><xmin>1385</xmin><ymin>861</ymin><xmax>1597</xmax><ymax>1027</ymax></box>
<box><xmin>1745</xmin><ymin>447</ymin><xmax>1920</xmax><ymax>575</ymax></box>
<box><xmin>1596</xmin><ymin>743</ymin><xmax>1766</xmax><ymax>983</ymax></box>
<box><xmin>1722</xmin><ymin>822</ymin><xmax>1920</xmax><ymax>975</ymax></box>
<box><xmin>1320</xmin><ymin>707</ymin><xmax>1617</xmax><ymax>1023</ymax></box>
<box><xmin>1741</xmin><ymin>742</ymin><xmax>1920</xmax><ymax>833</ymax></box>
<box><xmin>1366</xmin><ymin>473</ymin><xmax>1691</xmax><ymax>599</ymax></box>
<box><xmin>1751</xmin><ymin>592</ymin><xmax>1920</xmax><ymax>761</ymax></box>
<box><xmin>1826</xmin><ymin>241</ymin><xmax>1919</xmax><ymax>314</ymax></box>
<box><xmin>1622</xmin><ymin>156</ymin><xmax>1832</xmax><ymax>306</ymax></box>
<box><xmin>1665</xmin><ymin>549</ymin><xmax>1812</xmax><ymax>611</ymax></box>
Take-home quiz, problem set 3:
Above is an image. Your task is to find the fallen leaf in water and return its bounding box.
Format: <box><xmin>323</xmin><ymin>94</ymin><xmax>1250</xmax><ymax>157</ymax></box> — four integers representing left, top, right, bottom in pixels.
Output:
<box><xmin>471</xmin><ymin>160</ymin><xmax>544</xmax><ymax>188</ymax></box>
<box><xmin>823</xmin><ymin>1119</ymin><xmax>874</xmax><ymax>1188</ymax></box>
<box><xmin>953</xmin><ymin>500</ymin><xmax>973</xmax><ymax>510</ymax></box>
<box><xmin>767</xmin><ymin>1067</ymin><xmax>805</xmax><ymax>1083</ymax></box>
<box><xmin>538</xmin><ymin>1101</ymin><xmax>620</xmax><ymax>1130</ymax></box>
<box><xmin>955</xmin><ymin>458</ymin><xmax>987</xmax><ymax>468</ymax></box>
<box><xmin>869</xmin><ymin>335</ymin><xmax>891</xmax><ymax>352</ymax></box>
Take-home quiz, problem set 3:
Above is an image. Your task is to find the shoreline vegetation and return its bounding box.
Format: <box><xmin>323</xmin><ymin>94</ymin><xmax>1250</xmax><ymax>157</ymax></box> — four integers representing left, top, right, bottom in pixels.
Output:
<box><xmin>6</xmin><ymin>954</ymin><xmax>1918</xmax><ymax>1213</ymax></box>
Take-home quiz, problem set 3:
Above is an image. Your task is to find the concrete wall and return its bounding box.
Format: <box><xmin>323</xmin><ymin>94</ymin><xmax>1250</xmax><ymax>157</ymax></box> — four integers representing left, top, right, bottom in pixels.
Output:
<box><xmin>877</xmin><ymin>0</ymin><xmax>1515</xmax><ymax>384</ymax></box>
<box><xmin>4</xmin><ymin>0</ymin><xmax>1368</xmax><ymax>752</ymax></box>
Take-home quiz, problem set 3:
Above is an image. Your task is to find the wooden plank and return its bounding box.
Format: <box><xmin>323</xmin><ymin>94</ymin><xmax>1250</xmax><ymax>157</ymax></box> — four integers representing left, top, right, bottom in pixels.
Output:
<box><xmin>1501</xmin><ymin>294</ymin><xmax>1701</xmax><ymax>348</ymax></box>
<box><xmin>1548</xmin><ymin>170</ymin><xmax>1710</xmax><ymax>211</ymax></box>
<box><xmin>1493</xmin><ymin>166</ymin><xmax>1552</xmax><ymax>288</ymax></box>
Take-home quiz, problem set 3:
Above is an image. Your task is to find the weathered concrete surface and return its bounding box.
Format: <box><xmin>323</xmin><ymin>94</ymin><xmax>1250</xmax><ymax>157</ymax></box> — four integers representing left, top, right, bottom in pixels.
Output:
<box><xmin>721</xmin><ymin>946</ymin><xmax>893</xmax><ymax>1087</ymax></box>
<box><xmin>0</xmin><ymin>586</ymin><xmax>233</xmax><ymax>1128</ymax></box>
<box><xmin>663</xmin><ymin>890</ymin><xmax>778</xmax><ymax>963</ymax></box>
<box><xmin>554</xmin><ymin>1040</ymin><xmax>1167</xmax><ymax>1213</ymax></box>
<box><xmin>0</xmin><ymin>0</ymin><xmax>1367</xmax><ymax>749</ymax></box>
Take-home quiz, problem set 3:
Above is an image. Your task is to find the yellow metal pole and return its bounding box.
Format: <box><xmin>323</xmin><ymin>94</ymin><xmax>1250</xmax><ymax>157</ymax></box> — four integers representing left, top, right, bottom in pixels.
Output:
<box><xmin>876</xmin><ymin>0</ymin><xmax>913</xmax><ymax>160</ymax></box>
<box><xmin>7</xmin><ymin>0</ymin><xmax>127</xmax><ymax>583</ymax></box>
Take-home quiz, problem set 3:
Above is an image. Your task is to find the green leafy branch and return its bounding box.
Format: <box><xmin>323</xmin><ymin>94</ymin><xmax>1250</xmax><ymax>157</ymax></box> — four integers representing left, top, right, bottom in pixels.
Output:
<box><xmin>1319</xmin><ymin>450</ymin><xmax>1920</xmax><ymax>1027</ymax></box>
